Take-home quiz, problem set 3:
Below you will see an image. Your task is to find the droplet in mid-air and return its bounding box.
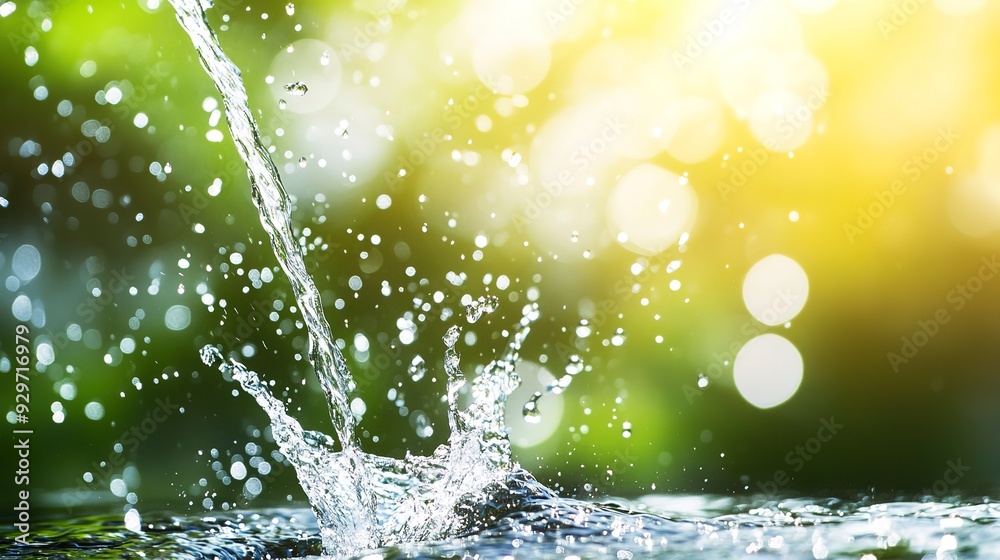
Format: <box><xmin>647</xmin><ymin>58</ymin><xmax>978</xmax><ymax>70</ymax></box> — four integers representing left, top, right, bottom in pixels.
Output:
<box><xmin>285</xmin><ymin>3</ymin><xmax>295</xmax><ymax>16</ymax></box>
<box><xmin>443</xmin><ymin>325</ymin><xmax>462</xmax><ymax>349</ymax></box>
<box><xmin>278</xmin><ymin>99</ymin><xmax>287</xmax><ymax>110</ymax></box>
<box><xmin>622</xmin><ymin>421</ymin><xmax>632</xmax><ymax>439</ymax></box>
<box><xmin>697</xmin><ymin>373</ymin><xmax>709</xmax><ymax>388</ymax></box>
<box><xmin>610</xmin><ymin>327</ymin><xmax>626</xmax><ymax>346</ymax></box>
<box><xmin>283</xmin><ymin>81</ymin><xmax>308</xmax><ymax>96</ymax></box>
<box><xmin>408</xmin><ymin>355</ymin><xmax>426</xmax><ymax>382</ymax></box>
<box><xmin>522</xmin><ymin>393</ymin><xmax>542</xmax><ymax>424</ymax></box>
<box><xmin>565</xmin><ymin>355</ymin><xmax>584</xmax><ymax>376</ymax></box>
<box><xmin>466</xmin><ymin>295</ymin><xmax>499</xmax><ymax>323</ymax></box>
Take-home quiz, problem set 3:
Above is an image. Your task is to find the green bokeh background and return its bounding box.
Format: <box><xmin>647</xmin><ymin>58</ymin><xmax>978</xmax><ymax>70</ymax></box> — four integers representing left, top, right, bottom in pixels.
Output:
<box><xmin>3</xmin><ymin>0</ymin><xmax>1000</xmax><ymax>523</ymax></box>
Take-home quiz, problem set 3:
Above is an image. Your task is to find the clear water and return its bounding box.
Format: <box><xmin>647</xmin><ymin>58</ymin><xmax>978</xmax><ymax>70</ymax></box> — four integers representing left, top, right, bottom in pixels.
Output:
<box><xmin>4</xmin><ymin>2</ymin><xmax>997</xmax><ymax>559</ymax></box>
<box><xmin>8</xmin><ymin>490</ymin><xmax>1000</xmax><ymax>558</ymax></box>
<box><xmin>171</xmin><ymin>0</ymin><xmax>548</xmax><ymax>555</ymax></box>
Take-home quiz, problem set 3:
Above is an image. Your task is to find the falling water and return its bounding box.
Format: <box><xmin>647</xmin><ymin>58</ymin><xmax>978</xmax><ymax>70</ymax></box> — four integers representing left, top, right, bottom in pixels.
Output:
<box><xmin>168</xmin><ymin>0</ymin><xmax>548</xmax><ymax>554</ymax></box>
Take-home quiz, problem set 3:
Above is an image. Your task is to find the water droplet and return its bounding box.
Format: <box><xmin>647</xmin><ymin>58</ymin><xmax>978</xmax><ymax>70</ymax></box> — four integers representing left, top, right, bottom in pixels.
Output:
<box><xmin>408</xmin><ymin>355</ymin><xmax>426</xmax><ymax>382</ymax></box>
<box><xmin>320</xmin><ymin>50</ymin><xmax>331</xmax><ymax>66</ymax></box>
<box><xmin>244</xmin><ymin>476</ymin><xmax>262</xmax><ymax>498</ymax></box>
<box><xmin>285</xmin><ymin>3</ymin><xmax>295</xmax><ymax>15</ymax></box>
<box><xmin>523</xmin><ymin>392</ymin><xmax>542</xmax><ymax>424</ymax></box>
<box><xmin>466</xmin><ymin>295</ymin><xmax>499</xmax><ymax>323</ymax></box>
<box><xmin>443</xmin><ymin>325</ymin><xmax>462</xmax><ymax>348</ymax></box>
<box><xmin>278</xmin><ymin>99</ymin><xmax>287</xmax><ymax>110</ymax></box>
<box><xmin>697</xmin><ymin>373</ymin><xmax>709</xmax><ymax>388</ymax></box>
<box><xmin>124</xmin><ymin>508</ymin><xmax>141</xmax><ymax>533</ymax></box>
<box><xmin>231</xmin><ymin>461</ymin><xmax>247</xmax><ymax>480</ymax></box>
<box><xmin>565</xmin><ymin>355</ymin><xmax>584</xmax><ymax>376</ymax></box>
<box><xmin>164</xmin><ymin>305</ymin><xmax>192</xmax><ymax>330</ymax></box>
<box><xmin>12</xmin><ymin>244</ymin><xmax>41</xmax><ymax>282</ymax></box>
<box><xmin>200</xmin><ymin>345</ymin><xmax>222</xmax><ymax>366</ymax></box>
<box><xmin>622</xmin><ymin>421</ymin><xmax>632</xmax><ymax>439</ymax></box>
<box><xmin>84</xmin><ymin>401</ymin><xmax>105</xmax><ymax>420</ymax></box>
<box><xmin>283</xmin><ymin>81</ymin><xmax>308</xmax><ymax>96</ymax></box>
<box><xmin>412</xmin><ymin>411</ymin><xmax>433</xmax><ymax>438</ymax></box>
<box><xmin>610</xmin><ymin>328</ymin><xmax>626</xmax><ymax>347</ymax></box>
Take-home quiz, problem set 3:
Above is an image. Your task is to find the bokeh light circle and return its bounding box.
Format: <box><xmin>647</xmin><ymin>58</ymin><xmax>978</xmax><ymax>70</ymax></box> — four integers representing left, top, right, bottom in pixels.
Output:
<box><xmin>661</xmin><ymin>97</ymin><xmax>725</xmax><ymax>164</ymax></box>
<box><xmin>12</xmin><ymin>244</ymin><xmax>41</xmax><ymax>282</ymax></box>
<box><xmin>948</xmin><ymin>126</ymin><xmax>1000</xmax><ymax>236</ymax></box>
<box><xmin>473</xmin><ymin>28</ymin><xmax>551</xmax><ymax>95</ymax></box>
<box><xmin>718</xmin><ymin>47</ymin><xmax>787</xmax><ymax>118</ymax></box>
<box><xmin>742</xmin><ymin>254</ymin><xmax>809</xmax><ymax>326</ymax></box>
<box><xmin>734</xmin><ymin>334</ymin><xmax>804</xmax><ymax>409</ymax></box>
<box><xmin>165</xmin><ymin>305</ymin><xmax>192</xmax><ymax>331</ymax></box>
<box><xmin>749</xmin><ymin>90</ymin><xmax>815</xmax><ymax>152</ymax></box>
<box><xmin>947</xmin><ymin>178</ymin><xmax>1000</xmax><ymax>237</ymax></box>
<box><xmin>607</xmin><ymin>164</ymin><xmax>698</xmax><ymax>255</ymax></box>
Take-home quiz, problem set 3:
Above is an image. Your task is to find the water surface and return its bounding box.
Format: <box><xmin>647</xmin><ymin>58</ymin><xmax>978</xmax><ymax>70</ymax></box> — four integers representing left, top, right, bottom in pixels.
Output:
<box><xmin>5</xmin><ymin>486</ymin><xmax>996</xmax><ymax>559</ymax></box>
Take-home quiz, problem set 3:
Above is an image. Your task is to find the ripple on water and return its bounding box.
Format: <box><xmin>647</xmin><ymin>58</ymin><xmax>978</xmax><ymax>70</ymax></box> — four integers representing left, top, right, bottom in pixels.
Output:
<box><xmin>11</xmin><ymin>490</ymin><xmax>1000</xmax><ymax>559</ymax></box>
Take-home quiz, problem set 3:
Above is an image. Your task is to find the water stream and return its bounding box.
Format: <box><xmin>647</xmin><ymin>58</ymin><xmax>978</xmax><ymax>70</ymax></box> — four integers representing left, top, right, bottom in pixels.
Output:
<box><xmin>170</xmin><ymin>0</ymin><xmax>555</xmax><ymax>555</ymax></box>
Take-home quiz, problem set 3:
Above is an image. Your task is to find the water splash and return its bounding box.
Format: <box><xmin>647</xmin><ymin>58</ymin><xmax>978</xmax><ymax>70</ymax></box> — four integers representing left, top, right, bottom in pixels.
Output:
<box><xmin>200</xmin><ymin>303</ymin><xmax>539</xmax><ymax>552</ymax></box>
<box><xmin>465</xmin><ymin>294</ymin><xmax>499</xmax><ymax>323</ymax></box>
<box><xmin>168</xmin><ymin>1</ymin><xmax>551</xmax><ymax>553</ymax></box>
